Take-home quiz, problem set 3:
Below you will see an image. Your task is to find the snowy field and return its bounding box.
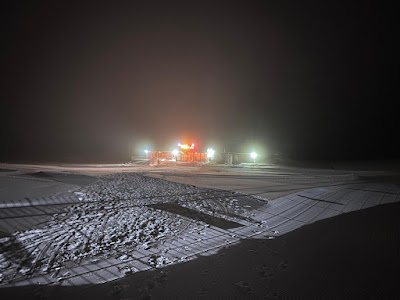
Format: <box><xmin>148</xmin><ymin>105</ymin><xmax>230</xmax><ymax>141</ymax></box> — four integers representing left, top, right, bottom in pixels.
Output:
<box><xmin>0</xmin><ymin>163</ymin><xmax>399</xmax><ymax>288</ymax></box>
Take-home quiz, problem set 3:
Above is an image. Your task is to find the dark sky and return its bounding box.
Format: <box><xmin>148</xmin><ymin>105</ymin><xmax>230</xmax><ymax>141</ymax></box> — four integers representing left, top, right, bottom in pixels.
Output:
<box><xmin>1</xmin><ymin>1</ymin><xmax>397</xmax><ymax>162</ymax></box>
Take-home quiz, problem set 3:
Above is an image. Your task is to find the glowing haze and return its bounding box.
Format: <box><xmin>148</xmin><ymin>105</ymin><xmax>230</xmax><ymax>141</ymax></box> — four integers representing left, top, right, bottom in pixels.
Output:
<box><xmin>1</xmin><ymin>1</ymin><xmax>397</xmax><ymax>162</ymax></box>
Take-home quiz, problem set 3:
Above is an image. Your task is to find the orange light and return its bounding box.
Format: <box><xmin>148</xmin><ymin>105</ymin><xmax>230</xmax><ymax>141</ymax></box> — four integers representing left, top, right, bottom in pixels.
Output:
<box><xmin>178</xmin><ymin>143</ymin><xmax>195</xmax><ymax>150</ymax></box>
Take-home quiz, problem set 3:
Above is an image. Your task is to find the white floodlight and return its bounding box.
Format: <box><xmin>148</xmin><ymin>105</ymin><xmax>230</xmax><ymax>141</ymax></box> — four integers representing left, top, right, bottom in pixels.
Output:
<box><xmin>172</xmin><ymin>149</ymin><xmax>179</xmax><ymax>156</ymax></box>
<box><xmin>206</xmin><ymin>148</ymin><xmax>215</xmax><ymax>159</ymax></box>
<box><xmin>250</xmin><ymin>151</ymin><xmax>257</xmax><ymax>164</ymax></box>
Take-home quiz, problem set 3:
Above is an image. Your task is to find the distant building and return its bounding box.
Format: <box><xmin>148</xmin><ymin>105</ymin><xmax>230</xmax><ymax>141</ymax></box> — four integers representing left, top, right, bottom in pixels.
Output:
<box><xmin>147</xmin><ymin>143</ymin><xmax>208</xmax><ymax>165</ymax></box>
<box><xmin>221</xmin><ymin>152</ymin><xmax>254</xmax><ymax>165</ymax></box>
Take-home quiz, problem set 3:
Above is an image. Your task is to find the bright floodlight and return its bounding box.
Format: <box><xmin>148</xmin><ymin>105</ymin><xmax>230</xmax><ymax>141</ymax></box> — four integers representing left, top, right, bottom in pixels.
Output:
<box><xmin>207</xmin><ymin>148</ymin><xmax>215</xmax><ymax>159</ymax></box>
<box><xmin>251</xmin><ymin>151</ymin><xmax>258</xmax><ymax>164</ymax></box>
<box><xmin>144</xmin><ymin>149</ymin><xmax>149</xmax><ymax>154</ymax></box>
<box><xmin>172</xmin><ymin>149</ymin><xmax>179</xmax><ymax>156</ymax></box>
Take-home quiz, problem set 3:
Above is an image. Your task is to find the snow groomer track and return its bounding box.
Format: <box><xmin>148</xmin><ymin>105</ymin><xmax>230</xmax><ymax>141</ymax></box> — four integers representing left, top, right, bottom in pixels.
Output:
<box><xmin>1</xmin><ymin>172</ymin><xmax>399</xmax><ymax>288</ymax></box>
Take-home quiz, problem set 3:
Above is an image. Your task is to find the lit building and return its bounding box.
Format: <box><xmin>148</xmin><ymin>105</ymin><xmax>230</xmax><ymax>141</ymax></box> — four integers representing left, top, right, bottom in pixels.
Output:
<box><xmin>146</xmin><ymin>142</ymin><xmax>208</xmax><ymax>164</ymax></box>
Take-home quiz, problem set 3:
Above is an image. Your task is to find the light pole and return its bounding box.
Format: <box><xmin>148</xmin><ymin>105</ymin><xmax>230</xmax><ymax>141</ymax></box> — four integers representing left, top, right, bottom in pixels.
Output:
<box><xmin>250</xmin><ymin>152</ymin><xmax>257</xmax><ymax>164</ymax></box>
<box><xmin>207</xmin><ymin>148</ymin><xmax>215</xmax><ymax>161</ymax></box>
<box><xmin>172</xmin><ymin>149</ymin><xmax>179</xmax><ymax>161</ymax></box>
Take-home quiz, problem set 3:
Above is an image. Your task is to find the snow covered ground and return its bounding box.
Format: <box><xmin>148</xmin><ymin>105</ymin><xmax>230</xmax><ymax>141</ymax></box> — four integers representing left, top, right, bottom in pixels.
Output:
<box><xmin>0</xmin><ymin>171</ymin><xmax>266</xmax><ymax>286</ymax></box>
<box><xmin>0</xmin><ymin>163</ymin><xmax>399</xmax><ymax>288</ymax></box>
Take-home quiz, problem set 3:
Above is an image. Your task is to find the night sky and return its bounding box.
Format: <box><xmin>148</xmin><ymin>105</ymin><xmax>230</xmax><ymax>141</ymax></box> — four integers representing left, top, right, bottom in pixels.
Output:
<box><xmin>1</xmin><ymin>1</ymin><xmax>397</xmax><ymax>162</ymax></box>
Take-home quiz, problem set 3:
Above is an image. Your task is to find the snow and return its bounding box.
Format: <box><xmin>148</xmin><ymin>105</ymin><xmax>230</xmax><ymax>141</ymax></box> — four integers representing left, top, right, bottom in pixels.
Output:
<box><xmin>1</xmin><ymin>165</ymin><xmax>396</xmax><ymax>287</ymax></box>
<box><xmin>0</xmin><ymin>173</ymin><xmax>263</xmax><ymax>285</ymax></box>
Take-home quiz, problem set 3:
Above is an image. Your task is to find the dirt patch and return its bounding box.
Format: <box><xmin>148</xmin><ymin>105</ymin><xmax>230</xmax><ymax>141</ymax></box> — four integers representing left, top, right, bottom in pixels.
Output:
<box><xmin>0</xmin><ymin>168</ymin><xmax>16</xmax><ymax>172</ymax></box>
<box><xmin>149</xmin><ymin>202</ymin><xmax>243</xmax><ymax>229</ymax></box>
<box><xmin>25</xmin><ymin>171</ymin><xmax>97</xmax><ymax>186</ymax></box>
<box><xmin>28</xmin><ymin>171</ymin><xmax>53</xmax><ymax>178</ymax></box>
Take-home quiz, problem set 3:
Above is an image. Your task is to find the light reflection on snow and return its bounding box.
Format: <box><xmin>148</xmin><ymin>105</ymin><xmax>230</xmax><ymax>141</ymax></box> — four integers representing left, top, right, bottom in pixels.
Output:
<box><xmin>0</xmin><ymin>173</ymin><xmax>264</xmax><ymax>286</ymax></box>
